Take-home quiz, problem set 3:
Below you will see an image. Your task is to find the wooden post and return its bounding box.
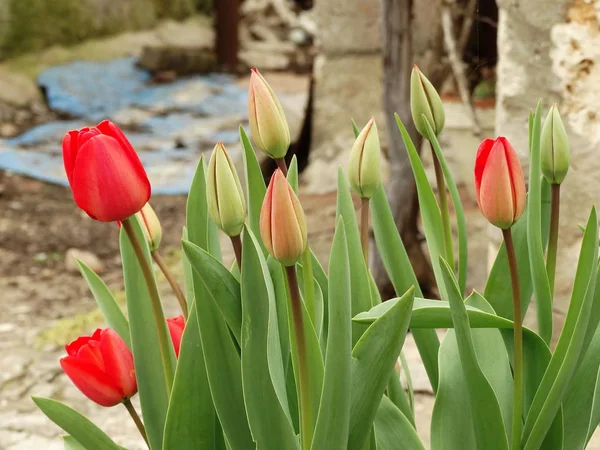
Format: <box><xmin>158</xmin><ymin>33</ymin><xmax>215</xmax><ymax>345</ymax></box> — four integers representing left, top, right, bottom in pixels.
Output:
<box><xmin>215</xmin><ymin>0</ymin><xmax>239</xmax><ymax>72</ymax></box>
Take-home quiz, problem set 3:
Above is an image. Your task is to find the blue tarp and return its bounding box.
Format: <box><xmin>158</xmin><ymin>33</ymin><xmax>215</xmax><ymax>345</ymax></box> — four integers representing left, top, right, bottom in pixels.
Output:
<box><xmin>0</xmin><ymin>58</ymin><xmax>249</xmax><ymax>194</ymax></box>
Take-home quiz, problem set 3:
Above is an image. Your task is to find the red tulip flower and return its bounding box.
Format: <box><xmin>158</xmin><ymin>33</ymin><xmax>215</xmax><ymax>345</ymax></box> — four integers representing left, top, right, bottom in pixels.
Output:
<box><xmin>60</xmin><ymin>328</ymin><xmax>137</xmax><ymax>407</ymax></box>
<box><xmin>167</xmin><ymin>315</ymin><xmax>185</xmax><ymax>358</ymax></box>
<box><xmin>474</xmin><ymin>137</ymin><xmax>527</xmax><ymax>229</ymax></box>
<box><xmin>62</xmin><ymin>120</ymin><xmax>151</xmax><ymax>222</ymax></box>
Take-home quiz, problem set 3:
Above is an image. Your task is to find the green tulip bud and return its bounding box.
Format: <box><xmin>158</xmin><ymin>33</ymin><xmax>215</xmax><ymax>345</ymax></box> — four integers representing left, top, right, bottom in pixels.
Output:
<box><xmin>410</xmin><ymin>65</ymin><xmax>445</xmax><ymax>138</ymax></box>
<box><xmin>541</xmin><ymin>104</ymin><xmax>570</xmax><ymax>184</ymax></box>
<box><xmin>136</xmin><ymin>203</ymin><xmax>162</xmax><ymax>252</ymax></box>
<box><xmin>348</xmin><ymin>117</ymin><xmax>382</xmax><ymax>199</ymax></box>
<box><xmin>207</xmin><ymin>142</ymin><xmax>247</xmax><ymax>236</ymax></box>
<box><xmin>248</xmin><ymin>68</ymin><xmax>291</xmax><ymax>159</ymax></box>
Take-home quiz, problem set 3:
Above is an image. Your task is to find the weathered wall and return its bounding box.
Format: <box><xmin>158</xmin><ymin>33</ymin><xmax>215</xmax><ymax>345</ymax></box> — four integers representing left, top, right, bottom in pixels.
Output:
<box><xmin>0</xmin><ymin>0</ymin><xmax>197</xmax><ymax>60</ymax></box>
<box><xmin>495</xmin><ymin>0</ymin><xmax>600</xmax><ymax>319</ymax></box>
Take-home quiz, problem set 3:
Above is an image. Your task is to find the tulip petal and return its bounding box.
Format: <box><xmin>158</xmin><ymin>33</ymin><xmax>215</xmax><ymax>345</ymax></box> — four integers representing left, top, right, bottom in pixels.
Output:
<box><xmin>498</xmin><ymin>137</ymin><xmax>526</xmax><ymax>222</ymax></box>
<box><xmin>474</xmin><ymin>138</ymin><xmax>495</xmax><ymax>203</ymax></box>
<box><xmin>99</xmin><ymin>329</ymin><xmax>137</xmax><ymax>398</ymax></box>
<box><xmin>71</xmin><ymin>134</ymin><xmax>151</xmax><ymax>222</ymax></box>
<box><xmin>77</xmin><ymin>340</ymin><xmax>106</xmax><ymax>372</ymax></box>
<box><xmin>62</xmin><ymin>131</ymin><xmax>81</xmax><ymax>186</ymax></box>
<box><xmin>60</xmin><ymin>356</ymin><xmax>124</xmax><ymax>407</ymax></box>
<box><xmin>215</xmin><ymin>148</ymin><xmax>246</xmax><ymax>235</ymax></box>
<box><xmin>260</xmin><ymin>174</ymin><xmax>275</xmax><ymax>255</ymax></box>
<box><xmin>167</xmin><ymin>316</ymin><xmax>185</xmax><ymax>357</ymax></box>
<box><xmin>479</xmin><ymin>140</ymin><xmax>514</xmax><ymax>229</ymax></box>
<box><xmin>65</xmin><ymin>335</ymin><xmax>93</xmax><ymax>356</ymax></box>
<box><xmin>270</xmin><ymin>170</ymin><xmax>306</xmax><ymax>265</ymax></box>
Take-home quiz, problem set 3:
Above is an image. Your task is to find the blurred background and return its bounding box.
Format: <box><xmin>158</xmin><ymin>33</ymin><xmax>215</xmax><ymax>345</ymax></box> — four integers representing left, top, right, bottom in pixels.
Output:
<box><xmin>0</xmin><ymin>0</ymin><xmax>598</xmax><ymax>448</ymax></box>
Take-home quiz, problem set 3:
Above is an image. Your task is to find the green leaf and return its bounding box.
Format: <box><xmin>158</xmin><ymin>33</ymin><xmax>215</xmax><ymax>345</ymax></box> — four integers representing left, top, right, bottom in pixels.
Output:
<box><xmin>119</xmin><ymin>218</ymin><xmax>173</xmax><ymax>450</ymax></box>
<box><xmin>33</xmin><ymin>398</ymin><xmax>121</xmax><ymax>450</ymax></box>
<box><xmin>528</xmin><ymin>101</ymin><xmax>553</xmax><ymax>344</ymax></box>
<box><xmin>181</xmin><ymin>227</ymin><xmax>195</xmax><ymax>307</ymax></box>
<box><xmin>374</xmin><ymin>396</ymin><xmax>425</xmax><ymax>450</ymax></box>
<box><xmin>423</xmin><ymin>118</ymin><xmax>467</xmax><ymax>294</ymax></box>
<box><xmin>288</xmin><ymin>155</ymin><xmax>299</xmax><ymax>193</ymax></box>
<box><xmin>523</xmin><ymin>207</ymin><xmax>598</xmax><ymax>450</ymax></box>
<box><xmin>240</xmin><ymin>125</ymin><xmax>267</xmax><ymax>253</ymax></box>
<box><xmin>437</xmin><ymin>259</ymin><xmax>509</xmax><ymax>450</ymax></box>
<box><xmin>484</xmin><ymin>181</ymin><xmax>552</xmax><ymax>321</ymax></box>
<box><xmin>76</xmin><ymin>260</ymin><xmax>130</xmax><ymax>349</ymax></box>
<box><xmin>310</xmin><ymin>251</ymin><xmax>329</xmax><ymax>343</ymax></box>
<box><xmin>351</xmin><ymin>119</ymin><xmax>361</xmax><ymax>138</ymax></box>
<box><xmin>387</xmin><ymin>368</ymin><xmax>414</xmax><ymax>426</ymax></box>
<box><xmin>347</xmin><ymin>286</ymin><xmax>415</xmax><ymax>450</ymax></box>
<box><xmin>394</xmin><ymin>114</ymin><xmax>446</xmax><ymax>299</ymax></box>
<box><xmin>182</xmin><ymin>242</ymin><xmax>242</xmax><ymax>345</ymax></box>
<box><xmin>268</xmin><ymin>257</ymin><xmax>291</xmax><ymax>375</ymax></box>
<box><xmin>311</xmin><ymin>219</ymin><xmax>352</xmax><ymax>450</ymax></box>
<box><xmin>336</xmin><ymin>168</ymin><xmax>373</xmax><ymax>343</ymax></box>
<box><xmin>240</xmin><ymin>228</ymin><xmax>298</xmax><ymax>449</ymax></box>
<box><xmin>370</xmin><ymin>186</ymin><xmax>440</xmax><ymax>391</ymax></box>
<box><xmin>562</xmin><ymin>264</ymin><xmax>600</xmax><ymax>449</ymax></box>
<box><xmin>63</xmin><ymin>436</ymin><xmax>86</xmax><ymax>450</ymax></box>
<box><xmin>400</xmin><ymin>351</ymin><xmax>415</xmax><ymax>412</ymax></box>
<box><xmin>187</xmin><ymin>246</ymin><xmax>254</xmax><ymax>449</ymax></box>
<box><xmin>163</xmin><ymin>303</ymin><xmax>217</xmax><ymax>449</ymax></box>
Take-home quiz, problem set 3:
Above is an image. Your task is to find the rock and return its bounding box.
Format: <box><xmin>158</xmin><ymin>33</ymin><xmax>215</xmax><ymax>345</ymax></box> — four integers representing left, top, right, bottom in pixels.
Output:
<box><xmin>0</xmin><ymin>69</ymin><xmax>43</xmax><ymax>107</ymax></box>
<box><xmin>64</xmin><ymin>249</ymin><xmax>105</xmax><ymax>275</ymax></box>
<box><xmin>138</xmin><ymin>46</ymin><xmax>218</xmax><ymax>75</ymax></box>
<box><xmin>0</xmin><ymin>123</ymin><xmax>18</xmax><ymax>138</ymax></box>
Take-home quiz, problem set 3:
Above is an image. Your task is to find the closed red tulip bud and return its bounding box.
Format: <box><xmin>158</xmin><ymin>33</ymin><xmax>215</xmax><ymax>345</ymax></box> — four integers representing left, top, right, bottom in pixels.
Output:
<box><xmin>474</xmin><ymin>137</ymin><xmax>526</xmax><ymax>229</ymax></box>
<box><xmin>260</xmin><ymin>169</ymin><xmax>308</xmax><ymax>266</ymax></box>
<box><xmin>62</xmin><ymin>120</ymin><xmax>151</xmax><ymax>222</ymax></box>
<box><xmin>60</xmin><ymin>328</ymin><xmax>137</xmax><ymax>407</ymax></box>
<box><xmin>167</xmin><ymin>315</ymin><xmax>185</xmax><ymax>358</ymax></box>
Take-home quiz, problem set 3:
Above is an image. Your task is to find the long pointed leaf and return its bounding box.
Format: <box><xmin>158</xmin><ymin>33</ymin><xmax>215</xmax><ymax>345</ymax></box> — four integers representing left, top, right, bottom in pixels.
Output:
<box><xmin>438</xmin><ymin>258</ymin><xmax>509</xmax><ymax>450</ymax></box>
<box><xmin>347</xmin><ymin>286</ymin><xmax>414</xmax><ymax>450</ymax></box>
<box><xmin>76</xmin><ymin>260</ymin><xmax>130</xmax><ymax>349</ymax></box>
<box><xmin>33</xmin><ymin>398</ymin><xmax>121</xmax><ymax>450</ymax></box>
<box><xmin>523</xmin><ymin>207</ymin><xmax>598</xmax><ymax>450</ymax></box>
<box><xmin>528</xmin><ymin>101</ymin><xmax>553</xmax><ymax>344</ymax></box>
<box><xmin>374</xmin><ymin>396</ymin><xmax>425</xmax><ymax>450</ymax></box>
<box><xmin>311</xmin><ymin>219</ymin><xmax>352</xmax><ymax>450</ymax></box>
<box><xmin>370</xmin><ymin>186</ymin><xmax>440</xmax><ymax>391</ymax></box>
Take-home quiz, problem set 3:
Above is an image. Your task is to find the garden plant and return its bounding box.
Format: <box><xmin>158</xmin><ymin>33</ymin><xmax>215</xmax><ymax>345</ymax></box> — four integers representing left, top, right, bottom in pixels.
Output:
<box><xmin>33</xmin><ymin>66</ymin><xmax>600</xmax><ymax>450</ymax></box>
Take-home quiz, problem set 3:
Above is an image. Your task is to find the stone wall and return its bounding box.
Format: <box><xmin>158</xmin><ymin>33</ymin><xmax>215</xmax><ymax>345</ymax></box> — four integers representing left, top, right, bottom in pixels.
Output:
<box><xmin>495</xmin><ymin>0</ymin><xmax>599</xmax><ymax>317</ymax></box>
<box><xmin>0</xmin><ymin>0</ymin><xmax>197</xmax><ymax>61</ymax></box>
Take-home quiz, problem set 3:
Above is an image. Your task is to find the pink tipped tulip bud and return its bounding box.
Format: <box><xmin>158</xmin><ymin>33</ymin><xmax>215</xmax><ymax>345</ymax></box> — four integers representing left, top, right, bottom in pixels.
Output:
<box><xmin>410</xmin><ymin>65</ymin><xmax>445</xmax><ymax>138</ymax></box>
<box><xmin>136</xmin><ymin>203</ymin><xmax>162</xmax><ymax>252</ymax></box>
<box><xmin>260</xmin><ymin>169</ymin><xmax>307</xmax><ymax>266</ymax></box>
<box><xmin>348</xmin><ymin>117</ymin><xmax>382</xmax><ymax>199</ymax></box>
<box><xmin>541</xmin><ymin>104</ymin><xmax>570</xmax><ymax>185</ymax></box>
<box><xmin>474</xmin><ymin>137</ymin><xmax>527</xmax><ymax>229</ymax></box>
<box><xmin>248</xmin><ymin>68</ymin><xmax>291</xmax><ymax>159</ymax></box>
<box><xmin>207</xmin><ymin>142</ymin><xmax>247</xmax><ymax>236</ymax></box>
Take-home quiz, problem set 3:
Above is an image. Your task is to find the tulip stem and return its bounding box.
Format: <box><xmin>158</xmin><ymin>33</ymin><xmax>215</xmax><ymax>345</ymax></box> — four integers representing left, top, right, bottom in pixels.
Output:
<box><xmin>360</xmin><ymin>198</ymin><xmax>370</xmax><ymax>265</ymax></box>
<box><xmin>122</xmin><ymin>219</ymin><xmax>174</xmax><ymax>392</ymax></box>
<box><xmin>503</xmin><ymin>228</ymin><xmax>523</xmax><ymax>450</ymax></box>
<box><xmin>275</xmin><ymin>157</ymin><xmax>288</xmax><ymax>176</ymax></box>
<box><xmin>152</xmin><ymin>251</ymin><xmax>188</xmax><ymax>317</ymax></box>
<box><xmin>301</xmin><ymin>248</ymin><xmax>317</xmax><ymax>326</ymax></box>
<box><xmin>285</xmin><ymin>265</ymin><xmax>313</xmax><ymax>450</ymax></box>
<box><xmin>123</xmin><ymin>399</ymin><xmax>149</xmax><ymax>448</ymax></box>
<box><xmin>546</xmin><ymin>184</ymin><xmax>560</xmax><ymax>298</ymax></box>
<box><xmin>230</xmin><ymin>234</ymin><xmax>243</xmax><ymax>270</ymax></box>
<box><xmin>431</xmin><ymin>147</ymin><xmax>454</xmax><ymax>268</ymax></box>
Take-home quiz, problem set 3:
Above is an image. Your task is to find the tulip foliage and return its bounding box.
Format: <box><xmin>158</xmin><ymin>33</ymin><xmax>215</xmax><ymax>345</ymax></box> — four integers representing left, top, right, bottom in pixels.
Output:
<box><xmin>34</xmin><ymin>67</ymin><xmax>600</xmax><ymax>450</ymax></box>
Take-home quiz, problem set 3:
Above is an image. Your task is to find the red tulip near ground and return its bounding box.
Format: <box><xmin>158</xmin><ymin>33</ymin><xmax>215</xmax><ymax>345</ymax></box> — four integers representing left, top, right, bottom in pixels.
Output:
<box><xmin>474</xmin><ymin>137</ymin><xmax>527</xmax><ymax>229</ymax></box>
<box><xmin>60</xmin><ymin>328</ymin><xmax>137</xmax><ymax>407</ymax></box>
<box><xmin>167</xmin><ymin>315</ymin><xmax>185</xmax><ymax>357</ymax></box>
<box><xmin>62</xmin><ymin>120</ymin><xmax>151</xmax><ymax>222</ymax></box>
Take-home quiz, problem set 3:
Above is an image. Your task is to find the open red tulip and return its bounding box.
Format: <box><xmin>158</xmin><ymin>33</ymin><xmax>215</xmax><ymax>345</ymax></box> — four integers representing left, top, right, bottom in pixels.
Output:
<box><xmin>474</xmin><ymin>137</ymin><xmax>526</xmax><ymax>229</ymax></box>
<box><xmin>167</xmin><ymin>315</ymin><xmax>185</xmax><ymax>358</ymax></box>
<box><xmin>60</xmin><ymin>328</ymin><xmax>137</xmax><ymax>407</ymax></box>
<box><xmin>62</xmin><ymin>120</ymin><xmax>151</xmax><ymax>222</ymax></box>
